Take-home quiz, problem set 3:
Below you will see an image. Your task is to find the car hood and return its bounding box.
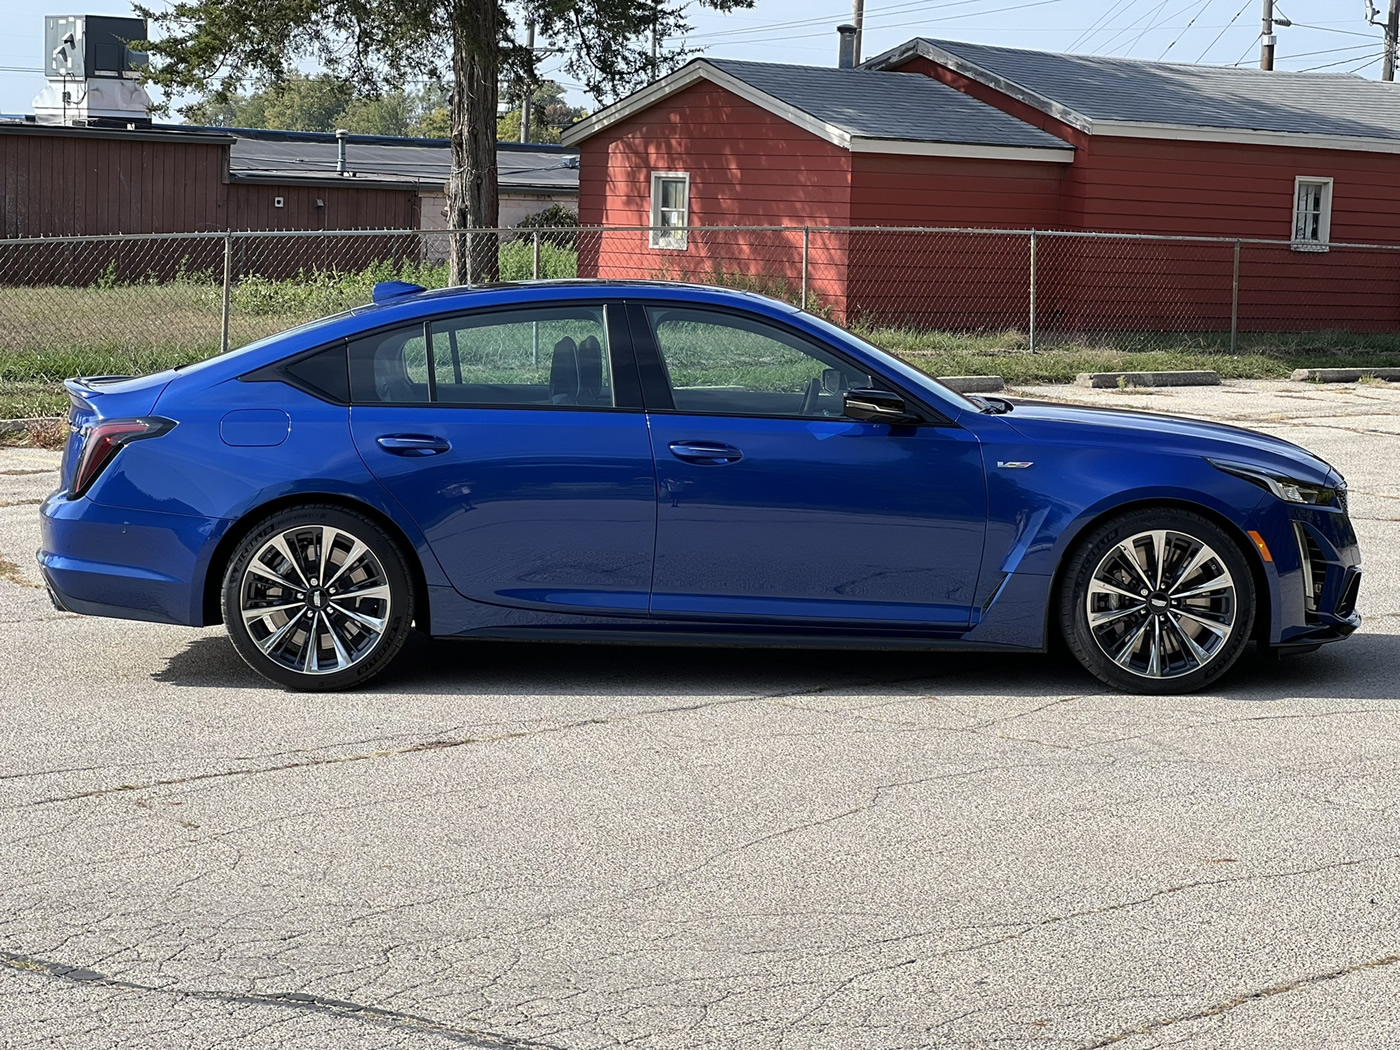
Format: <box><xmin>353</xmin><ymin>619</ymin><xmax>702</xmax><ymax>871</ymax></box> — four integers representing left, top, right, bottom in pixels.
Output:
<box><xmin>1001</xmin><ymin>400</ymin><xmax>1340</xmax><ymax>485</ymax></box>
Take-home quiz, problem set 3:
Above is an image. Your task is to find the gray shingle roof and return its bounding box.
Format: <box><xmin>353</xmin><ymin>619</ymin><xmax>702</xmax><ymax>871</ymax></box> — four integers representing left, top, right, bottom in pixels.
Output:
<box><xmin>224</xmin><ymin>133</ymin><xmax>579</xmax><ymax>191</ymax></box>
<box><xmin>910</xmin><ymin>38</ymin><xmax>1400</xmax><ymax>142</ymax></box>
<box><xmin>703</xmin><ymin>58</ymin><xmax>1072</xmax><ymax>151</ymax></box>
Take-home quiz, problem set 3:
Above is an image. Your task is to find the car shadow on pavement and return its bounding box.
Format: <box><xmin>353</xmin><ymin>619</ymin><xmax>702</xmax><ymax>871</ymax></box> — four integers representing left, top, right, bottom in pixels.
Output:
<box><xmin>154</xmin><ymin>628</ymin><xmax>1400</xmax><ymax>702</ymax></box>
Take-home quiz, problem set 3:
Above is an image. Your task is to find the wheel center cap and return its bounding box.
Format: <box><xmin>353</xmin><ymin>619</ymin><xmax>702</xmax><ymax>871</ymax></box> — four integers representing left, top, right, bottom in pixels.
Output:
<box><xmin>1148</xmin><ymin>594</ymin><xmax>1168</xmax><ymax>611</ymax></box>
<box><xmin>308</xmin><ymin>589</ymin><xmax>326</xmax><ymax>609</ymax></box>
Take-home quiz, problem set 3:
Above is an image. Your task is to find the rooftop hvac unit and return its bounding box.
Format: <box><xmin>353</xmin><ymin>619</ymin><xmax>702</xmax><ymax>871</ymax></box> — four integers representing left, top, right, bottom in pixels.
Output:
<box><xmin>33</xmin><ymin>14</ymin><xmax>153</xmax><ymax>125</ymax></box>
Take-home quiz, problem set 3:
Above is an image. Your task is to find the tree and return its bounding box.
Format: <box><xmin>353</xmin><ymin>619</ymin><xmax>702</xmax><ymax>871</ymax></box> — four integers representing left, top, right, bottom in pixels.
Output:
<box><xmin>137</xmin><ymin>0</ymin><xmax>755</xmax><ymax>283</ymax></box>
<box><xmin>186</xmin><ymin>77</ymin><xmax>449</xmax><ymax>137</ymax></box>
<box><xmin>497</xmin><ymin>80</ymin><xmax>589</xmax><ymax>143</ymax></box>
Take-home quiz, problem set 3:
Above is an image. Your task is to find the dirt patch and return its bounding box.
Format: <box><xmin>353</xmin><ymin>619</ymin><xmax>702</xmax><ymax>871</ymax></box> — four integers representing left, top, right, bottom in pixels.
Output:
<box><xmin>0</xmin><ymin>554</ymin><xmax>36</xmax><ymax>588</ymax></box>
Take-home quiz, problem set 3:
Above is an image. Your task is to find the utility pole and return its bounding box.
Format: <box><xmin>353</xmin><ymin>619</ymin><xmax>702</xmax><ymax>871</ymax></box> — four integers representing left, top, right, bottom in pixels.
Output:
<box><xmin>519</xmin><ymin>20</ymin><xmax>534</xmax><ymax>143</ymax></box>
<box><xmin>651</xmin><ymin>2</ymin><xmax>659</xmax><ymax>80</ymax></box>
<box><xmin>852</xmin><ymin>0</ymin><xmax>865</xmax><ymax>65</ymax></box>
<box><xmin>1385</xmin><ymin>0</ymin><xmax>1399</xmax><ymax>81</ymax></box>
<box><xmin>1259</xmin><ymin>0</ymin><xmax>1275</xmax><ymax>70</ymax></box>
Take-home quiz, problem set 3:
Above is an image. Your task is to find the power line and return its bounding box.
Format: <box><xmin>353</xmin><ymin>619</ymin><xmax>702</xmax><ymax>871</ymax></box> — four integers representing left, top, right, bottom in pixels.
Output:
<box><xmin>1195</xmin><ymin>0</ymin><xmax>1252</xmax><ymax>61</ymax></box>
<box><xmin>676</xmin><ymin>0</ymin><xmax>978</xmax><ymax>43</ymax></box>
<box><xmin>1158</xmin><ymin>0</ymin><xmax>1217</xmax><ymax>59</ymax></box>
<box><xmin>1128</xmin><ymin>0</ymin><xmax>1175</xmax><ymax>52</ymax></box>
<box><xmin>1229</xmin><ymin>33</ymin><xmax>1262</xmax><ymax>65</ymax></box>
<box><xmin>1299</xmin><ymin>49</ymin><xmax>1386</xmax><ymax>71</ymax></box>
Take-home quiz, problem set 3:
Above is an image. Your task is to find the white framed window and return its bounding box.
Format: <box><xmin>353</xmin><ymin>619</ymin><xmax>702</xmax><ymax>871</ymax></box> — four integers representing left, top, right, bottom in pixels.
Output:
<box><xmin>650</xmin><ymin>172</ymin><xmax>690</xmax><ymax>250</ymax></box>
<box><xmin>1292</xmin><ymin>177</ymin><xmax>1333</xmax><ymax>251</ymax></box>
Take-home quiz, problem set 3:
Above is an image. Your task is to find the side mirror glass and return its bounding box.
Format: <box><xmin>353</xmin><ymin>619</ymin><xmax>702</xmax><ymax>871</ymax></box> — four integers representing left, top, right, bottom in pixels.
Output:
<box><xmin>843</xmin><ymin>388</ymin><xmax>917</xmax><ymax>424</ymax></box>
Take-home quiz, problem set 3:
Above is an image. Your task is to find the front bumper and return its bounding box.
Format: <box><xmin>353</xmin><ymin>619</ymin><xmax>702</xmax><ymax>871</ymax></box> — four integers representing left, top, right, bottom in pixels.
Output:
<box><xmin>1255</xmin><ymin>498</ymin><xmax>1362</xmax><ymax>648</ymax></box>
<box><xmin>38</xmin><ymin>491</ymin><xmax>229</xmax><ymax>627</ymax></box>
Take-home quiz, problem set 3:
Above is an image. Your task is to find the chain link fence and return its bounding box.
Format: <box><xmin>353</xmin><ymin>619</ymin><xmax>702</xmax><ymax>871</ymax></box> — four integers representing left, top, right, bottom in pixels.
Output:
<box><xmin>5</xmin><ymin>225</ymin><xmax>1400</xmax><ymax>384</ymax></box>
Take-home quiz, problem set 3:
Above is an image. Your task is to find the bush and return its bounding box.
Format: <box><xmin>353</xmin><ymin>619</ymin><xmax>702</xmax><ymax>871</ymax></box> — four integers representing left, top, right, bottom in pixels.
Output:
<box><xmin>515</xmin><ymin>204</ymin><xmax>580</xmax><ymax>248</ymax></box>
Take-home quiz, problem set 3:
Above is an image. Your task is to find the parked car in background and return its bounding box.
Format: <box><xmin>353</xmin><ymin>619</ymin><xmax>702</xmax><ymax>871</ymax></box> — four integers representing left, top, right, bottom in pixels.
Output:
<box><xmin>39</xmin><ymin>281</ymin><xmax>1361</xmax><ymax>693</ymax></box>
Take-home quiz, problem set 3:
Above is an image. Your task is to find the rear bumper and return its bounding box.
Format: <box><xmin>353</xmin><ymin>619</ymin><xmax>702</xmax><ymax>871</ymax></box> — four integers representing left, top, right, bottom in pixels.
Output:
<box><xmin>38</xmin><ymin>492</ymin><xmax>229</xmax><ymax>627</ymax></box>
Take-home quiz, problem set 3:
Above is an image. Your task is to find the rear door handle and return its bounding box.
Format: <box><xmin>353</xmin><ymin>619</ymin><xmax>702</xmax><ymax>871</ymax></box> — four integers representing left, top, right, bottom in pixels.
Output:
<box><xmin>668</xmin><ymin>441</ymin><xmax>743</xmax><ymax>465</ymax></box>
<box><xmin>376</xmin><ymin>434</ymin><xmax>451</xmax><ymax>456</ymax></box>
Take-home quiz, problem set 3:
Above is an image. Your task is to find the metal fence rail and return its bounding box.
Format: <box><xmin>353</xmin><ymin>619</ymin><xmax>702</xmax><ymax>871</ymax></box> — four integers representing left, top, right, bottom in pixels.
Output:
<box><xmin>3</xmin><ymin>225</ymin><xmax>1399</xmax><ymax>365</ymax></box>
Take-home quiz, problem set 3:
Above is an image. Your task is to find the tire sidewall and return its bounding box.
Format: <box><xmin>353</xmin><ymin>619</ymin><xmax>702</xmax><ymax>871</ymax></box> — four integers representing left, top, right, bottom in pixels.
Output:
<box><xmin>221</xmin><ymin>505</ymin><xmax>415</xmax><ymax>691</ymax></box>
<box><xmin>1059</xmin><ymin>508</ymin><xmax>1257</xmax><ymax>694</ymax></box>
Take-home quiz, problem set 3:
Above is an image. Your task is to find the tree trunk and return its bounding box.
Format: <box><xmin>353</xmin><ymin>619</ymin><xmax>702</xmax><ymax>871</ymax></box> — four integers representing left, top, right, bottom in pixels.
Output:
<box><xmin>447</xmin><ymin>0</ymin><xmax>499</xmax><ymax>285</ymax></box>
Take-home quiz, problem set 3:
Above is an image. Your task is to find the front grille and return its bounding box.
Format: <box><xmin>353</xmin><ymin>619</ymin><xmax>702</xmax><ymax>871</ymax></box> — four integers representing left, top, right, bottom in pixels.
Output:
<box><xmin>1295</xmin><ymin>523</ymin><xmax>1327</xmax><ymax>615</ymax></box>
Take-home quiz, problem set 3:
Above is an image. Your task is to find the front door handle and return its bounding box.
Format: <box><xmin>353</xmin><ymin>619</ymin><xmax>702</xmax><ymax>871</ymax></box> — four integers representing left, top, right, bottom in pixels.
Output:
<box><xmin>377</xmin><ymin>434</ymin><xmax>451</xmax><ymax>457</ymax></box>
<box><xmin>668</xmin><ymin>441</ymin><xmax>743</xmax><ymax>465</ymax></box>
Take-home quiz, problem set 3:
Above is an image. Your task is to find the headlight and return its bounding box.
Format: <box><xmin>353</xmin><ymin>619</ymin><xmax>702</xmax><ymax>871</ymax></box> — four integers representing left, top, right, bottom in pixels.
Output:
<box><xmin>1208</xmin><ymin>459</ymin><xmax>1338</xmax><ymax>506</ymax></box>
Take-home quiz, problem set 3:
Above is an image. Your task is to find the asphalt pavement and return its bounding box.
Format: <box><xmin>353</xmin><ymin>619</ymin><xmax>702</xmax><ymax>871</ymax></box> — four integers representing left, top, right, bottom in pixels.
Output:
<box><xmin>1</xmin><ymin>379</ymin><xmax>1398</xmax><ymax>1050</ymax></box>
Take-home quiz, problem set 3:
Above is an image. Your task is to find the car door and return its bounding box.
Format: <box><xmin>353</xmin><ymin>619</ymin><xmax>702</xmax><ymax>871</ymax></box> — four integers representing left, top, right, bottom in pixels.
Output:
<box><xmin>348</xmin><ymin>301</ymin><xmax>657</xmax><ymax>616</ymax></box>
<box><xmin>632</xmin><ymin>302</ymin><xmax>987</xmax><ymax>628</ymax></box>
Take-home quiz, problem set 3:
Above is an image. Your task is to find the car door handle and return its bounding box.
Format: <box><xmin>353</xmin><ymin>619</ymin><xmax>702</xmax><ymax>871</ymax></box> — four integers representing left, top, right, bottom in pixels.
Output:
<box><xmin>376</xmin><ymin>434</ymin><xmax>451</xmax><ymax>456</ymax></box>
<box><xmin>668</xmin><ymin>441</ymin><xmax>743</xmax><ymax>465</ymax></box>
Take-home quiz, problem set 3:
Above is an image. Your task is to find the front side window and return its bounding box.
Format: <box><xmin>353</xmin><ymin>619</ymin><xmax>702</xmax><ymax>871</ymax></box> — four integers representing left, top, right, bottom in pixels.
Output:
<box><xmin>349</xmin><ymin>306</ymin><xmax>613</xmax><ymax>407</ymax></box>
<box><xmin>650</xmin><ymin>172</ymin><xmax>690</xmax><ymax>250</ymax></box>
<box><xmin>1292</xmin><ymin>177</ymin><xmax>1333</xmax><ymax>250</ymax></box>
<box><xmin>645</xmin><ymin>306</ymin><xmax>871</xmax><ymax>418</ymax></box>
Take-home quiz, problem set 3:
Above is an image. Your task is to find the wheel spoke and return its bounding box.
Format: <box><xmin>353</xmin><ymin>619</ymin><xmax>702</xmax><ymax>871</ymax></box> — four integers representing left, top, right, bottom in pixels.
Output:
<box><xmin>270</xmin><ymin>534</ymin><xmax>311</xmax><ymax>588</ymax></box>
<box><xmin>325</xmin><ymin>538</ymin><xmax>367</xmax><ymax>590</ymax></box>
<box><xmin>255</xmin><ymin>608</ymin><xmax>306</xmax><ymax>654</ymax></box>
<box><xmin>334</xmin><ymin>582</ymin><xmax>390</xmax><ymax>602</ymax></box>
<box><xmin>1167</xmin><ymin>541</ymin><xmax>1213</xmax><ymax>595</ymax></box>
<box><xmin>1089</xmin><ymin>578</ymin><xmax>1146</xmax><ymax>603</ymax></box>
<box><xmin>329</xmin><ymin>601</ymin><xmax>386</xmax><ymax>634</ymax></box>
<box><xmin>1111</xmin><ymin>618</ymin><xmax>1150</xmax><ymax>669</ymax></box>
<box><xmin>1174</xmin><ymin>607</ymin><xmax>1231</xmax><ymax>639</ymax></box>
<box><xmin>1114</xmin><ymin>540</ymin><xmax>1155</xmax><ymax>591</ymax></box>
<box><xmin>1149</xmin><ymin>530</ymin><xmax>1170</xmax><ymax>590</ymax></box>
<box><xmin>318</xmin><ymin>526</ymin><xmax>340</xmax><ymax>584</ymax></box>
<box><xmin>1166</xmin><ymin>612</ymin><xmax>1213</xmax><ymax>666</ymax></box>
<box><xmin>1145</xmin><ymin>617</ymin><xmax>1164</xmax><ymax>677</ymax></box>
<box><xmin>1173</xmin><ymin>572</ymin><xmax>1232</xmax><ymax>600</ymax></box>
<box><xmin>245</xmin><ymin>560</ymin><xmax>301</xmax><ymax>591</ymax></box>
<box><xmin>241</xmin><ymin>600</ymin><xmax>303</xmax><ymax>625</ymax></box>
<box><xmin>302</xmin><ymin>612</ymin><xmax>321</xmax><ymax>673</ymax></box>
<box><xmin>1089</xmin><ymin>603</ymin><xmax>1146</xmax><ymax>627</ymax></box>
<box><xmin>322</xmin><ymin>613</ymin><xmax>355</xmax><ymax>670</ymax></box>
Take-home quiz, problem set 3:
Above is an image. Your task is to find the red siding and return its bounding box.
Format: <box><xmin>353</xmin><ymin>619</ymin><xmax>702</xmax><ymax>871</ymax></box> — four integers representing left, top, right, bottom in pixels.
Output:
<box><xmin>578</xmin><ymin>80</ymin><xmax>853</xmax><ymax>315</ymax></box>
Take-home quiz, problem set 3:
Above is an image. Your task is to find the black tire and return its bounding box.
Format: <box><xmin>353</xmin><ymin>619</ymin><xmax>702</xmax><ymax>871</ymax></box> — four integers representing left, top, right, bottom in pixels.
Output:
<box><xmin>221</xmin><ymin>504</ymin><xmax>416</xmax><ymax>691</ymax></box>
<box><xmin>1058</xmin><ymin>508</ymin><xmax>1256</xmax><ymax>695</ymax></box>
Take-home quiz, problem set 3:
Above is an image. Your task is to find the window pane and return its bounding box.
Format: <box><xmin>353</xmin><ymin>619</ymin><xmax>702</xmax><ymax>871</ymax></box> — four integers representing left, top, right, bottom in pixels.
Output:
<box><xmin>1295</xmin><ymin>182</ymin><xmax>1325</xmax><ymax>241</ymax></box>
<box><xmin>348</xmin><ymin>324</ymin><xmax>431</xmax><ymax>403</ymax></box>
<box><xmin>659</xmin><ymin>178</ymin><xmax>685</xmax><ymax>211</ymax></box>
<box><xmin>646</xmin><ymin>307</ymin><xmax>870</xmax><ymax>418</ymax></box>
<box><xmin>429</xmin><ymin>307</ymin><xmax>612</xmax><ymax>407</ymax></box>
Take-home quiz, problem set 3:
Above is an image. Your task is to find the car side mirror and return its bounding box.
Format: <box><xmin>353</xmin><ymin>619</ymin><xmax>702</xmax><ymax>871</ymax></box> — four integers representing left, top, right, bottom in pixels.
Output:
<box><xmin>843</xmin><ymin>388</ymin><xmax>918</xmax><ymax>424</ymax></box>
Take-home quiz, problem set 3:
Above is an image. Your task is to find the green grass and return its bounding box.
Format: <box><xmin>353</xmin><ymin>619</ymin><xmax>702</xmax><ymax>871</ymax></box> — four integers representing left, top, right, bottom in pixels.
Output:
<box><xmin>7</xmin><ymin>260</ymin><xmax>1400</xmax><ymax>421</ymax></box>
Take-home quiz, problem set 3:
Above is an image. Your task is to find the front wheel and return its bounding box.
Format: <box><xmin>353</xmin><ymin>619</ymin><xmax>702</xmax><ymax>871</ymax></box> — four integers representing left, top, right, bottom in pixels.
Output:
<box><xmin>221</xmin><ymin>505</ymin><xmax>416</xmax><ymax>691</ymax></box>
<box><xmin>1059</xmin><ymin>509</ymin><xmax>1256</xmax><ymax>694</ymax></box>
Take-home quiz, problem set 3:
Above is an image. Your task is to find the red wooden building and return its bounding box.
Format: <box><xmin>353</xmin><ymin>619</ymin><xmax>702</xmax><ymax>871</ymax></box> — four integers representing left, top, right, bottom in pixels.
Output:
<box><xmin>563</xmin><ymin>41</ymin><xmax>1400</xmax><ymax>330</ymax></box>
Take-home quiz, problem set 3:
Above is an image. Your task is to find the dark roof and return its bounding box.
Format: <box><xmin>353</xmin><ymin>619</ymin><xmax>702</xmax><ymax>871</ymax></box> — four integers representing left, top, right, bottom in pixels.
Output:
<box><xmin>705</xmin><ymin>58</ymin><xmax>1070</xmax><ymax>150</ymax></box>
<box><xmin>895</xmin><ymin>38</ymin><xmax>1400</xmax><ymax>142</ymax></box>
<box><xmin>191</xmin><ymin>127</ymin><xmax>579</xmax><ymax>193</ymax></box>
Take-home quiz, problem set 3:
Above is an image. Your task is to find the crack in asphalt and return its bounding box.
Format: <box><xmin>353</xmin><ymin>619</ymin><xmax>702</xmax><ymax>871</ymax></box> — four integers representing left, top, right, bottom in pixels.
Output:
<box><xmin>0</xmin><ymin>948</ymin><xmax>554</xmax><ymax>1047</ymax></box>
<box><xmin>1078</xmin><ymin>949</ymin><xmax>1400</xmax><ymax>1048</ymax></box>
<box><xmin>27</xmin><ymin>677</ymin><xmax>930</xmax><ymax>807</ymax></box>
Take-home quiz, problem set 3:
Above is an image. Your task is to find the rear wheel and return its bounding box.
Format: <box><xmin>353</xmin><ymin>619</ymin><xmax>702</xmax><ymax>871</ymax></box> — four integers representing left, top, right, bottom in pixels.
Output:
<box><xmin>1059</xmin><ymin>508</ymin><xmax>1255</xmax><ymax>694</ymax></box>
<box><xmin>221</xmin><ymin>505</ymin><xmax>415</xmax><ymax>691</ymax></box>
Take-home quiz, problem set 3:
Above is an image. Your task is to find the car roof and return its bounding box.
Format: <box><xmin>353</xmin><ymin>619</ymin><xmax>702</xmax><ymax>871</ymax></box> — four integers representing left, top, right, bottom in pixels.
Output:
<box><xmin>356</xmin><ymin>279</ymin><xmax>804</xmax><ymax>317</ymax></box>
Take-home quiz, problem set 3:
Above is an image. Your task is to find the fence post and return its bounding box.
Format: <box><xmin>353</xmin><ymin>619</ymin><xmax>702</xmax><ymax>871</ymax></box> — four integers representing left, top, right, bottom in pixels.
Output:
<box><xmin>532</xmin><ymin>230</ymin><xmax>541</xmax><ymax>280</ymax></box>
<box><xmin>801</xmin><ymin>227</ymin><xmax>810</xmax><ymax>311</ymax></box>
<box><xmin>1230</xmin><ymin>239</ymin><xmax>1241</xmax><ymax>355</ymax></box>
<box><xmin>1028</xmin><ymin>230</ymin><xmax>1038</xmax><ymax>353</ymax></box>
<box><xmin>220</xmin><ymin>231</ymin><xmax>233</xmax><ymax>355</ymax></box>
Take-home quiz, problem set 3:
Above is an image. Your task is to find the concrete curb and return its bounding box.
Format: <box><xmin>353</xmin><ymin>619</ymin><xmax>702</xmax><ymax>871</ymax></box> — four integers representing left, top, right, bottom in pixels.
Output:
<box><xmin>1075</xmin><ymin>370</ymin><xmax>1221</xmax><ymax>389</ymax></box>
<box><xmin>1290</xmin><ymin>367</ymin><xmax>1400</xmax><ymax>383</ymax></box>
<box><xmin>938</xmin><ymin>375</ymin><xmax>1005</xmax><ymax>393</ymax></box>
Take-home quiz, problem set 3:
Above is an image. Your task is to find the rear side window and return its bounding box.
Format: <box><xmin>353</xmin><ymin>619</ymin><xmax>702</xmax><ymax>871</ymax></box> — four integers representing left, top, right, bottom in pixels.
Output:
<box><xmin>347</xmin><ymin>307</ymin><xmax>613</xmax><ymax>408</ymax></box>
<box><xmin>430</xmin><ymin>307</ymin><xmax>612</xmax><ymax>407</ymax></box>
<box><xmin>349</xmin><ymin>325</ymin><xmax>431</xmax><ymax>404</ymax></box>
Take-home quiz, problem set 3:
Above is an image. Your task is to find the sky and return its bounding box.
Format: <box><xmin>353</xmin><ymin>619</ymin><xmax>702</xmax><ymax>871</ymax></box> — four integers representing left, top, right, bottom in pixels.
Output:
<box><xmin>1</xmin><ymin>0</ymin><xmax>1392</xmax><ymax>118</ymax></box>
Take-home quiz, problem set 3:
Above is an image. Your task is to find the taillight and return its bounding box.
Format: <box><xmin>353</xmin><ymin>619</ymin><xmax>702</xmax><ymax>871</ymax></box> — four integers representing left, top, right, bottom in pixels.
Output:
<box><xmin>68</xmin><ymin>417</ymin><xmax>175</xmax><ymax>498</ymax></box>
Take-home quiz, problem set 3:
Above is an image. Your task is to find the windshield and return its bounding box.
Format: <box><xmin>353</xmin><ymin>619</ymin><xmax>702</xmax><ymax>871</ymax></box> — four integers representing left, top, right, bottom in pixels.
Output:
<box><xmin>796</xmin><ymin>313</ymin><xmax>983</xmax><ymax>413</ymax></box>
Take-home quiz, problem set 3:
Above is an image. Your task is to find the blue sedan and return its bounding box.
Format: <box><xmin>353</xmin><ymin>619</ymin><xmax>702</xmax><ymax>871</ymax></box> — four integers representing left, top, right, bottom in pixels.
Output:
<box><xmin>39</xmin><ymin>281</ymin><xmax>1361</xmax><ymax>693</ymax></box>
